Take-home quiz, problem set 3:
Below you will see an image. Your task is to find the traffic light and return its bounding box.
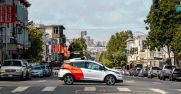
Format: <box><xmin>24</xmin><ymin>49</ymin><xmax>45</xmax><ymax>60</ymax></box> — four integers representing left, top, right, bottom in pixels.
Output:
<box><xmin>153</xmin><ymin>0</ymin><xmax>160</xmax><ymax>9</ymax></box>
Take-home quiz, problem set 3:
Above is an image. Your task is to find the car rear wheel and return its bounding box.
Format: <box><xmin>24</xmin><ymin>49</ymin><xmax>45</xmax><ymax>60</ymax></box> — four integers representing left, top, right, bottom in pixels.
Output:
<box><xmin>105</xmin><ymin>75</ymin><xmax>116</xmax><ymax>85</ymax></box>
<box><xmin>64</xmin><ymin>74</ymin><xmax>74</xmax><ymax>85</ymax></box>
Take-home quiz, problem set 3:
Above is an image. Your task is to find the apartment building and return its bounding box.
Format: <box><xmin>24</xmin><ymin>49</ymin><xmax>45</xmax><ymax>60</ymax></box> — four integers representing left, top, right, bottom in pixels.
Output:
<box><xmin>0</xmin><ymin>0</ymin><xmax>30</xmax><ymax>62</ymax></box>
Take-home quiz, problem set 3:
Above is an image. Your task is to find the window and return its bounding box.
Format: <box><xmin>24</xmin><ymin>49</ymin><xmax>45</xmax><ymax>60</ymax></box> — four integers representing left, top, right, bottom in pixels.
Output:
<box><xmin>86</xmin><ymin>62</ymin><xmax>101</xmax><ymax>70</ymax></box>
<box><xmin>71</xmin><ymin>62</ymin><xmax>86</xmax><ymax>68</ymax></box>
<box><xmin>3</xmin><ymin>61</ymin><xmax>22</xmax><ymax>66</ymax></box>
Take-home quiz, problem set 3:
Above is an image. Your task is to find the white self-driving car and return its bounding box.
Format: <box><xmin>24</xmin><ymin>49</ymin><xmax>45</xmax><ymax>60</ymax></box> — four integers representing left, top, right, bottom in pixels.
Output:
<box><xmin>58</xmin><ymin>59</ymin><xmax>123</xmax><ymax>85</ymax></box>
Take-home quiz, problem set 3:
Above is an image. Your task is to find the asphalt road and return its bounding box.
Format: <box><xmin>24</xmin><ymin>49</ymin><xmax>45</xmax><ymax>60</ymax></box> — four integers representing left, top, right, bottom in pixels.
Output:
<box><xmin>0</xmin><ymin>76</ymin><xmax>181</xmax><ymax>94</ymax></box>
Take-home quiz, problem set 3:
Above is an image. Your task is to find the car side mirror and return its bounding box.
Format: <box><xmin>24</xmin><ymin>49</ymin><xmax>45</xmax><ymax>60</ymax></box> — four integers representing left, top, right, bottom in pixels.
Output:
<box><xmin>22</xmin><ymin>65</ymin><xmax>26</xmax><ymax>67</ymax></box>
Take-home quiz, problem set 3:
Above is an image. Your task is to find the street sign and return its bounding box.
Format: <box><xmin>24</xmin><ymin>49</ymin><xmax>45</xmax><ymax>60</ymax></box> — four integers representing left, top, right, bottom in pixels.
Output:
<box><xmin>112</xmin><ymin>54</ymin><xmax>118</xmax><ymax>57</ymax></box>
<box><xmin>176</xmin><ymin>5</ymin><xmax>181</xmax><ymax>12</ymax></box>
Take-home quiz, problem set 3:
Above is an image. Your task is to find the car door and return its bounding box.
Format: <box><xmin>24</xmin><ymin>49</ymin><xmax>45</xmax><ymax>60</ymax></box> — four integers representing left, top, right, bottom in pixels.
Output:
<box><xmin>82</xmin><ymin>61</ymin><xmax>105</xmax><ymax>81</ymax></box>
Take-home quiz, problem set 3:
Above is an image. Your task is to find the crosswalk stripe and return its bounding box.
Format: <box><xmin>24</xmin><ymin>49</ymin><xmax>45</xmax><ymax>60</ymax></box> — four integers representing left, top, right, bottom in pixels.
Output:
<box><xmin>152</xmin><ymin>82</ymin><xmax>162</xmax><ymax>84</ymax></box>
<box><xmin>84</xmin><ymin>87</ymin><xmax>96</xmax><ymax>91</ymax></box>
<box><xmin>41</xmin><ymin>87</ymin><xmax>56</xmax><ymax>91</ymax></box>
<box><xmin>117</xmin><ymin>87</ymin><xmax>131</xmax><ymax>92</ymax></box>
<box><xmin>125</xmin><ymin>80</ymin><xmax>136</xmax><ymax>83</ymax></box>
<box><xmin>11</xmin><ymin>86</ymin><xmax>29</xmax><ymax>93</ymax></box>
<box><xmin>34</xmin><ymin>80</ymin><xmax>46</xmax><ymax>83</ymax></box>
<box><xmin>176</xmin><ymin>89</ymin><xmax>181</xmax><ymax>92</ymax></box>
<box><xmin>149</xmin><ymin>88</ymin><xmax>167</xmax><ymax>94</ymax></box>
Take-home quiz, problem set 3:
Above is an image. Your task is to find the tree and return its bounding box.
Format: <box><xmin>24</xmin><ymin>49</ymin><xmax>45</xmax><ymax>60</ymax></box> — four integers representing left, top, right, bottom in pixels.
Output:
<box><xmin>145</xmin><ymin>0</ymin><xmax>181</xmax><ymax>64</ymax></box>
<box><xmin>172</xmin><ymin>30</ymin><xmax>181</xmax><ymax>67</ymax></box>
<box><xmin>105</xmin><ymin>31</ymin><xmax>132</xmax><ymax>67</ymax></box>
<box><xmin>69</xmin><ymin>38</ymin><xmax>87</xmax><ymax>58</ymax></box>
<box><xmin>23</xmin><ymin>21</ymin><xmax>44</xmax><ymax>62</ymax></box>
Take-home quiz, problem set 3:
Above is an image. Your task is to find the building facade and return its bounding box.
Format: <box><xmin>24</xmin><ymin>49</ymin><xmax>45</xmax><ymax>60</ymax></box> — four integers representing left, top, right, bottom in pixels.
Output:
<box><xmin>36</xmin><ymin>24</ymin><xmax>67</xmax><ymax>63</ymax></box>
<box><xmin>127</xmin><ymin>35</ymin><xmax>148</xmax><ymax>68</ymax></box>
<box><xmin>0</xmin><ymin>0</ymin><xmax>30</xmax><ymax>63</ymax></box>
<box><xmin>127</xmin><ymin>35</ymin><xmax>175</xmax><ymax>69</ymax></box>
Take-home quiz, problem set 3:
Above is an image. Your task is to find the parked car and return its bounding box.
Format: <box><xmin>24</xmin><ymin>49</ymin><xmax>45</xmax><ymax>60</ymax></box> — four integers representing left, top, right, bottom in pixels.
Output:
<box><xmin>138</xmin><ymin>67</ymin><xmax>149</xmax><ymax>77</ymax></box>
<box><xmin>52</xmin><ymin>67</ymin><xmax>59</xmax><ymax>76</ymax></box>
<box><xmin>138</xmin><ymin>69</ymin><xmax>144</xmax><ymax>77</ymax></box>
<box><xmin>135</xmin><ymin>67</ymin><xmax>142</xmax><ymax>76</ymax></box>
<box><xmin>0</xmin><ymin>59</ymin><xmax>32</xmax><ymax>80</ymax></box>
<box><xmin>169</xmin><ymin>68</ymin><xmax>181</xmax><ymax>81</ymax></box>
<box><xmin>148</xmin><ymin>67</ymin><xmax>161</xmax><ymax>78</ymax></box>
<box><xmin>58</xmin><ymin>59</ymin><xmax>123</xmax><ymax>85</ymax></box>
<box><xmin>160</xmin><ymin>65</ymin><xmax>176</xmax><ymax>80</ymax></box>
<box><xmin>40</xmin><ymin>64</ymin><xmax>52</xmax><ymax>77</ymax></box>
<box><xmin>31</xmin><ymin>66</ymin><xmax>44</xmax><ymax>78</ymax></box>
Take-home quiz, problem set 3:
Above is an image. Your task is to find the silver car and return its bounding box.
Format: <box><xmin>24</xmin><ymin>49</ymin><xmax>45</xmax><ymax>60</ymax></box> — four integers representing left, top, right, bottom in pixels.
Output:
<box><xmin>148</xmin><ymin>67</ymin><xmax>161</xmax><ymax>78</ymax></box>
<box><xmin>31</xmin><ymin>66</ymin><xmax>44</xmax><ymax>78</ymax></box>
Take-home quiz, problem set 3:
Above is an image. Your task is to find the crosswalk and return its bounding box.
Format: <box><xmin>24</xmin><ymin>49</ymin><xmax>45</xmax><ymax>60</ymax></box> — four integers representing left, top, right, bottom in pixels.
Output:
<box><xmin>11</xmin><ymin>86</ymin><xmax>29</xmax><ymax>93</ymax></box>
<box><xmin>0</xmin><ymin>86</ymin><xmax>180</xmax><ymax>94</ymax></box>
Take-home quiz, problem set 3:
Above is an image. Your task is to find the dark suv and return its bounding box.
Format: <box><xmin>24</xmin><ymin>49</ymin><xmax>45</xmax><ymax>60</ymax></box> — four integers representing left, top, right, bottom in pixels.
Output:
<box><xmin>160</xmin><ymin>65</ymin><xmax>176</xmax><ymax>80</ymax></box>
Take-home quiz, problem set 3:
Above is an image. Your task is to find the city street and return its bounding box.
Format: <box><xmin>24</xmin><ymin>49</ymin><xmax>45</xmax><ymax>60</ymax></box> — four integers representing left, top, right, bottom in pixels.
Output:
<box><xmin>0</xmin><ymin>76</ymin><xmax>181</xmax><ymax>94</ymax></box>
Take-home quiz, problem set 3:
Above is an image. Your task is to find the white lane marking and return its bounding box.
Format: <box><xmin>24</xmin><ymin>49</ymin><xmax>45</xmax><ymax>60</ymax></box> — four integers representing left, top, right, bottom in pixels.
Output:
<box><xmin>176</xmin><ymin>89</ymin><xmax>181</xmax><ymax>92</ymax></box>
<box><xmin>11</xmin><ymin>86</ymin><xmax>29</xmax><ymax>93</ymax></box>
<box><xmin>34</xmin><ymin>80</ymin><xmax>46</xmax><ymax>83</ymax></box>
<box><xmin>117</xmin><ymin>87</ymin><xmax>131</xmax><ymax>92</ymax></box>
<box><xmin>150</xmin><ymin>88</ymin><xmax>167</xmax><ymax>94</ymax></box>
<box><xmin>0</xmin><ymin>87</ymin><xmax>2</xmax><ymax>90</ymax></box>
<box><xmin>125</xmin><ymin>80</ymin><xmax>136</xmax><ymax>83</ymax></box>
<box><xmin>84</xmin><ymin>87</ymin><xmax>96</xmax><ymax>91</ymax></box>
<box><xmin>152</xmin><ymin>82</ymin><xmax>162</xmax><ymax>84</ymax></box>
<box><xmin>41</xmin><ymin>87</ymin><xmax>56</xmax><ymax>91</ymax></box>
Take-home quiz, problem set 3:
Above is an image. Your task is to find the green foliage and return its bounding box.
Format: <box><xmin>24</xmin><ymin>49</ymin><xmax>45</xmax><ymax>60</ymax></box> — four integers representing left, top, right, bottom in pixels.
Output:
<box><xmin>172</xmin><ymin>31</ymin><xmax>181</xmax><ymax>53</ymax></box>
<box><xmin>102</xmin><ymin>31</ymin><xmax>132</xmax><ymax>67</ymax></box>
<box><xmin>69</xmin><ymin>38</ymin><xmax>87</xmax><ymax>58</ymax></box>
<box><xmin>146</xmin><ymin>0</ymin><xmax>181</xmax><ymax>60</ymax></box>
<box><xmin>23</xmin><ymin>21</ymin><xmax>44</xmax><ymax>62</ymax></box>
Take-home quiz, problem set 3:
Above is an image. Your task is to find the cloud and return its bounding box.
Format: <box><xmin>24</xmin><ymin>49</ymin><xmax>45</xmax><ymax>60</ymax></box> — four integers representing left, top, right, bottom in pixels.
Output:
<box><xmin>28</xmin><ymin>0</ymin><xmax>152</xmax><ymax>41</ymax></box>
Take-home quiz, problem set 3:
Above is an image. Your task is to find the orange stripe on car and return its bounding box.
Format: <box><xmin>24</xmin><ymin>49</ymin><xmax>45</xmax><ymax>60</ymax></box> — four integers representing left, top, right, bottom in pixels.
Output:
<box><xmin>63</xmin><ymin>64</ymin><xmax>84</xmax><ymax>80</ymax></box>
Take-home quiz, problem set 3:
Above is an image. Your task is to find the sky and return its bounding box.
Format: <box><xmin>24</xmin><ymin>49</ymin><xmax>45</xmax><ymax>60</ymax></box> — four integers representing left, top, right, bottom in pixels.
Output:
<box><xmin>28</xmin><ymin>0</ymin><xmax>152</xmax><ymax>42</ymax></box>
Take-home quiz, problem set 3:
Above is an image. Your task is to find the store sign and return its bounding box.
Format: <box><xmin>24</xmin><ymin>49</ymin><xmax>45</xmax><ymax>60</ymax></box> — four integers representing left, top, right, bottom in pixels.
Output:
<box><xmin>0</xmin><ymin>5</ymin><xmax>16</xmax><ymax>23</ymax></box>
<box><xmin>6</xmin><ymin>5</ymin><xmax>16</xmax><ymax>23</ymax></box>
<box><xmin>0</xmin><ymin>5</ymin><xmax>5</xmax><ymax>23</ymax></box>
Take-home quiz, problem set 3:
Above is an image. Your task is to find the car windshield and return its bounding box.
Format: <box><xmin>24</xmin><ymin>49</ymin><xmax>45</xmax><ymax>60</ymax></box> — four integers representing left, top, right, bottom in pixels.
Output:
<box><xmin>33</xmin><ymin>67</ymin><xmax>41</xmax><ymax>70</ymax></box>
<box><xmin>152</xmin><ymin>67</ymin><xmax>161</xmax><ymax>70</ymax></box>
<box><xmin>165</xmin><ymin>66</ymin><xmax>176</xmax><ymax>69</ymax></box>
<box><xmin>175</xmin><ymin>69</ymin><xmax>181</xmax><ymax>72</ymax></box>
<box><xmin>41</xmin><ymin>66</ymin><xmax>45</xmax><ymax>69</ymax></box>
<box><xmin>2</xmin><ymin>61</ymin><xmax>22</xmax><ymax>66</ymax></box>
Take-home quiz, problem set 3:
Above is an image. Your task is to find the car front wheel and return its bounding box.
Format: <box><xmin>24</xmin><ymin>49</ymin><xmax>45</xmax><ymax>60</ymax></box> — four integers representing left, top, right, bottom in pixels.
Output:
<box><xmin>64</xmin><ymin>74</ymin><xmax>74</xmax><ymax>85</ymax></box>
<box><xmin>105</xmin><ymin>75</ymin><xmax>116</xmax><ymax>85</ymax></box>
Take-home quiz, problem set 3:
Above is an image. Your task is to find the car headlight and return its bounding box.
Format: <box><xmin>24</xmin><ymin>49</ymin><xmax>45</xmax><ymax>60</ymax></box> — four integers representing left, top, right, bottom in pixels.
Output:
<box><xmin>16</xmin><ymin>69</ymin><xmax>22</xmax><ymax>72</ymax></box>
